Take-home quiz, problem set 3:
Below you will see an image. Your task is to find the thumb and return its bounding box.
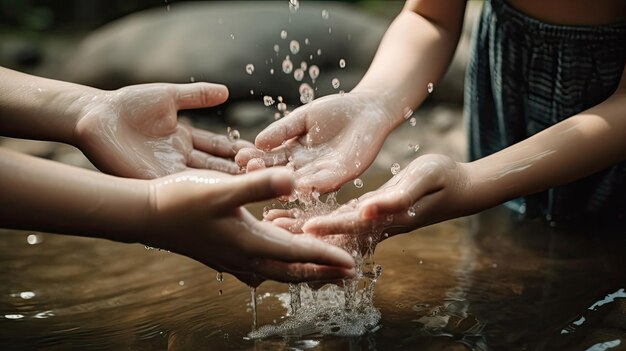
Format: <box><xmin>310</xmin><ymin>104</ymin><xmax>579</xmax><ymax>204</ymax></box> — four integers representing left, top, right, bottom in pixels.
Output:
<box><xmin>255</xmin><ymin>109</ymin><xmax>307</xmax><ymax>151</ymax></box>
<box><xmin>174</xmin><ymin>82</ymin><xmax>229</xmax><ymax>110</ymax></box>
<box><xmin>217</xmin><ymin>168</ymin><xmax>294</xmax><ymax>208</ymax></box>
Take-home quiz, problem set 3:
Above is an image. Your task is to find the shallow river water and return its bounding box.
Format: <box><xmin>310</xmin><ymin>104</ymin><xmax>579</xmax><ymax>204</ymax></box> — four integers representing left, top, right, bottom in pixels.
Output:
<box><xmin>1</xmin><ymin>166</ymin><xmax>626</xmax><ymax>351</ymax></box>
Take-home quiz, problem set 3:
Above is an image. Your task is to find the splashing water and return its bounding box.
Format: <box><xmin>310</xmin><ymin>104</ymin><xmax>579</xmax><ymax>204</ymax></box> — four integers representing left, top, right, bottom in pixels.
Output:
<box><xmin>263</xmin><ymin>96</ymin><xmax>275</xmax><ymax>106</ymax></box>
<box><xmin>288</xmin><ymin>0</ymin><xmax>299</xmax><ymax>12</ymax></box>
<box><xmin>354</xmin><ymin>178</ymin><xmax>363</xmax><ymax>188</ymax></box>
<box><xmin>282</xmin><ymin>56</ymin><xmax>294</xmax><ymax>74</ymax></box>
<box><xmin>427</xmin><ymin>82</ymin><xmax>434</xmax><ymax>94</ymax></box>
<box><xmin>300</xmin><ymin>61</ymin><xmax>308</xmax><ymax>71</ymax></box>
<box><xmin>289</xmin><ymin>40</ymin><xmax>300</xmax><ymax>54</ymax></box>
<box><xmin>227</xmin><ymin>127</ymin><xmax>240</xmax><ymax>141</ymax></box>
<box><xmin>280</xmin><ymin>30</ymin><xmax>288</xmax><ymax>39</ymax></box>
<box><xmin>308</xmin><ymin>65</ymin><xmax>319</xmax><ymax>82</ymax></box>
<box><xmin>409</xmin><ymin>117</ymin><xmax>417</xmax><ymax>127</ymax></box>
<box><xmin>390</xmin><ymin>162</ymin><xmax>401</xmax><ymax>175</ymax></box>
<box><xmin>322</xmin><ymin>9</ymin><xmax>330</xmax><ymax>20</ymax></box>
<box><xmin>407</xmin><ymin>206</ymin><xmax>416</xmax><ymax>217</ymax></box>
<box><xmin>331</xmin><ymin>78</ymin><xmax>341</xmax><ymax>89</ymax></box>
<box><xmin>245</xmin><ymin>64</ymin><xmax>254</xmax><ymax>75</ymax></box>
<box><xmin>273</xmin><ymin>44</ymin><xmax>280</xmax><ymax>53</ymax></box>
<box><xmin>299</xmin><ymin>83</ymin><xmax>315</xmax><ymax>104</ymax></box>
<box><xmin>408</xmin><ymin>143</ymin><xmax>420</xmax><ymax>152</ymax></box>
<box><xmin>294</xmin><ymin>68</ymin><xmax>305</xmax><ymax>81</ymax></box>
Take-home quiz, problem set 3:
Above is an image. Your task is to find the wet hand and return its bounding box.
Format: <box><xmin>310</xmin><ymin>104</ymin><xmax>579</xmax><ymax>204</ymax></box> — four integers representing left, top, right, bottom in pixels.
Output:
<box><xmin>75</xmin><ymin>82</ymin><xmax>252</xmax><ymax>178</ymax></box>
<box><xmin>302</xmin><ymin>154</ymin><xmax>476</xmax><ymax>238</ymax></box>
<box><xmin>235</xmin><ymin>91</ymin><xmax>395</xmax><ymax>194</ymax></box>
<box><xmin>144</xmin><ymin>168</ymin><xmax>356</xmax><ymax>287</ymax></box>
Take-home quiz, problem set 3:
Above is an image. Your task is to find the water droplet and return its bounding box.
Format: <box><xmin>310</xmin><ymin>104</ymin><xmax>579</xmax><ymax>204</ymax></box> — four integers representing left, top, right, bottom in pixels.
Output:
<box><xmin>427</xmin><ymin>82</ymin><xmax>434</xmax><ymax>94</ymax></box>
<box><xmin>245</xmin><ymin>64</ymin><xmax>254</xmax><ymax>75</ymax></box>
<box><xmin>26</xmin><ymin>234</ymin><xmax>41</xmax><ymax>245</ymax></box>
<box><xmin>263</xmin><ymin>95</ymin><xmax>275</xmax><ymax>106</ymax></box>
<box><xmin>328</xmin><ymin>27</ymin><xmax>332</xmax><ymax>34</ymax></box>
<box><xmin>354</xmin><ymin>178</ymin><xmax>363</xmax><ymax>188</ymax></box>
<box><xmin>178</xmin><ymin>280</ymin><xmax>185</xmax><ymax>286</ymax></box>
<box><xmin>282</xmin><ymin>57</ymin><xmax>293</xmax><ymax>74</ymax></box>
<box><xmin>418</xmin><ymin>260</ymin><xmax>423</xmax><ymax>265</ymax></box>
<box><xmin>219</xmin><ymin>289</ymin><xmax>223</xmax><ymax>296</ymax></box>
<box><xmin>409</xmin><ymin>117</ymin><xmax>417</xmax><ymax>127</ymax></box>
<box><xmin>278</xmin><ymin>96</ymin><xmax>283</xmax><ymax>102</ymax></box>
<box><xmin>299</xmin><ymin>83</ymin><xmax>315</xmax><ymax>104</ymax></box>
<box><xmin>304</xmin><ymin>38</ymin><xmax>310</xmax><ymax>45</ymax></box>
<box><xmin>227</xmin><ymin>127</ymin><xmax>240</xmax><ymax>141</ymax></box>
<box><xmin>293</xmin><ymin>68</ymin><xmax>304</xmax><ymax>81</ymax></box>
<box><xmin>273</xmin><ymin>44</ymin><xmax>280</xmax><ymax>53</ymax></box>
<box><xmin>390</xmin><ymin>162</ymin><xmax>401</xmax><ymax>175</ymax></box>
<box><xmin>339</xmin><ymin>90</ymin><xmax>345</xmax><ymax>96</ymax></box>
<box><xmin>263</xmin><ymin>206</ymin><xmax>270</xmax><ymax>216</ymax></box>
<box><xmin>19</xmin><ymin>291</ymin><xmax>35</xmax><ymax>300</ymax></box>
<box><xmin>249</xmin><ymin>89</ymin><xmax>254</xmax><ymax>95</ymax></box>
<box><xmin>280</xmin><ymin>30</ymin><xmax>288</xmax><ymax>39</ymax></box>
<box><xmin>322</xmin><ymin>9</ymin><xmax>330</xmax><ymax>20</ymax></box>
<box><xmin>189</xmin><ymin>76</ymin><xmax>195</xmax><ymax>82</ymax></box>
<box><xmin>407</xmin><ymin>206</ymin><xmax>416</xmax><ymax>217</ymax></box>
<box><xmin>274</xmin><ymin>112</ymin><xmax>281</xmax><ymax>120</ymax></box>
<box><xmin>308</xmin><ymin>65</ymin><xmax>319</xmax><ymax>81</ymax></box>
<box><xmin>331</xmin><ymin>78</ymin><xmax>340</xmax><ymax>89</ymax></box>
<box><xmin>216</xmin><ymin>272</ymin><xmax>224</xmax><ymax>283</ymax></box>
<box><xmin>383</xmin><ymin>232</ymin><xmax>389</xmax><ymax>238</ymax></box>
<box><xmin>270</xmin><ymin>68</ymin><xmax>275</xmax><ymax>75</ymax></box>
<box><xmin>339</xmin><ymin>59</ymin><xmax>346</xmax><ymax>68</ymax></box>
<box><xmin>277</xmin><ymin>102</ymin><xmax>287</xmax><ymax>112</ymax></box>
<box><xmin>289</xmin><ymin>0</ymin><xmax>299</xmax><ymax>12</ymax></box>
<box><xmin>289</xmin><ymin>40</ymin><xmax>300</xmax><ymax>54</ymax></box>
<box><xmin>408</xmin><ymin>143</ymin><xmax>420</xmax><ymax>152</ymax></box>
<box><xmin>317</xmin><ymin>49</ymin><xmax>322</xmax><ymax>56</ymax></box>
<box><xmin>230</xmin><ymin>33</ymin><xmax>235</xmax><ymax>40</ymax></box>
<box><xmin>300</xmin><ymin>61</ymin><xmax>308</xmax><ymax>71</ymax></box>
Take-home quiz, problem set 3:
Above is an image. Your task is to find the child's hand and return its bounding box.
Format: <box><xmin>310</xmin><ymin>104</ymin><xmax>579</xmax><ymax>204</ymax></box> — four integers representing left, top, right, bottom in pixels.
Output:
<box><xmin>235</xmin><ymin>91</ymin><xmax>396</xmax><ymax>194</ymax></box>
<box><xmin>302</xmin><ymin>154</ymin><xmax>477</xmax><ymax>238</ymax></box>
<box><xmin>75</xmin><ymin>82</ymin><xmax>252</xmax><ymax>178</ymax></box>
<box><xmin>144</xmin><ymin>168</ymin><xmax>355</xmax><ymax>286</ymax></box>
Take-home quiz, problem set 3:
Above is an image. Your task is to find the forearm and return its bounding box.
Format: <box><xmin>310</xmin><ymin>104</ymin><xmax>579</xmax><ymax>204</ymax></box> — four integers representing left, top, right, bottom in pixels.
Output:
<box><xmin>0</xmin><ymin>147</ymin><xmax>149</xmax><ymax>242</ymax></box>
<box><xmin>0</xmin><ymin>67</ymin><xmax>100</xmax><ymax>144</ymax></box>
<box><xmin>353</xmin><ymin>0</ymin><xmax>466</xmax><ymax>126</ymax></box>
<box><xmin>466</xmin><ymin>87</ymin><xmax>626</xmax><ymax>209</ymax></box>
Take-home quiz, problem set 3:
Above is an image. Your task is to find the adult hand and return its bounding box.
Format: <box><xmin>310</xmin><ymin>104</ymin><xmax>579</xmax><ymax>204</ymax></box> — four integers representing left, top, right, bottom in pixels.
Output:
<box><xmin>145</xmin><ymin>168</ymin><xmax>356</xmax><ymax>286</ymax></box>
<box><xmin>75</xmin><ymin>82</ymin><xmax>252</xmax><ymax>178</ymax></box>
<box><xmin>301</xmin><ymin>154</ymin><xmax>478</xmax><ymax>238</ymax></box>
<box><xmin>235</xmin><ymin>91</ymin><xmax>396</xmax><ymax>194</ymax></box>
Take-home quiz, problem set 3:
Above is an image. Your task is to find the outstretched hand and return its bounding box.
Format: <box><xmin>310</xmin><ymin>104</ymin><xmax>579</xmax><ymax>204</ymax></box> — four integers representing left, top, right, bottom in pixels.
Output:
<box><xmin>299</xmin><ymin>155</ymin><xmax>478</xmax><ymax>239</ymax></box>
<box><xmin>235</xmin><ymin>91</ymin><xmax>396</xmax><ymax>194</ymax></box>
<box><xmin>145</xmin><ymin>168</ymin><xmax>356</xmax><ymax>287</ymax></box>
<box><xmin>75</xmin><ymin>82</ymin><xmax>252</xmax><ymax>178</ymax></box>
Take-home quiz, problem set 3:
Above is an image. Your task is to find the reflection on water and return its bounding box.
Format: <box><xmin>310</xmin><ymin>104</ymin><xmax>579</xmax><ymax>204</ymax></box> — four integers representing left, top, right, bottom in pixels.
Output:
<box><xmin>1</xmin><ymin>184</ymin><xmax>626</xmax><ymax>350</ymax></box>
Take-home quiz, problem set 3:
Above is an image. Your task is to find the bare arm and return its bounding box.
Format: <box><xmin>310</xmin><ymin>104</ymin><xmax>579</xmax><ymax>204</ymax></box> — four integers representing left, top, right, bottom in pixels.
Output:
<box><xmin>304</xmin><ymin>63</ymin><xmax>626</xmax><ymax>235</ymax></box>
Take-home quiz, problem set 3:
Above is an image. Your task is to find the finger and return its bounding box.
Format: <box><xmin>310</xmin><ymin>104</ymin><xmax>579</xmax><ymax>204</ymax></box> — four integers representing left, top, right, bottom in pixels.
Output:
<box><xmin>174</xmin><ymin>82</ymin><xmax>229</xmax><ymax>110</ymax></box>
<box><xmin>295</xmin><ymin>168</ymin><xmax>344</xmax><ymax>193</ymax></box>
<box><xmin>188</xmin><ymin>150</ymin><xmax>239</xmax><ymax>174</ymax></box>
<box><xmin>255</xmin><ymin>110</ymin><xmax>307</xmax><ymax>151</ymax></box>
<box><xmin>216</xmin><ymin>168</ymin><xmax>294</xmax><ymax>207</ymax></box>
<box><xmin>302</xmin><ymin>211</ymin><xmax>370</xmax><ymax>235</ymax></box>
<box><xmin>249</xmin><ymin>224</ymin><xmax>355</xmax><ymax>268</ymax></box>
<box><xmin>246</xmin><ymin>158</ymin><xmax>267</xmax><ymax>173</ymax></box>
<box><xmin>272</xmin><ymin>217</ymin><xmax>304</xmax><ymax>233</ymax></box>
<box><xmin>359</xmin><ymin>189</ymin><xmax>416</xmax><ymax>220</ymax></box>
<box><xmin>253</xmin><ymin>261</ymin><xmax>355</xmax><ymax>284</ymax></box>
<box><xmin>264</xmin><ymin>209</ymin><xmax>293</xmax><ymax>221</ymax></box>
<box><xmin>236</xmin><ymin>148</ymin><xmax>290</xmax><ymax>169</ymax></box>
<box><xmin>192</xmin><ymin>128</ymin><xmax>254</xmax><ymax>158</ymax></box>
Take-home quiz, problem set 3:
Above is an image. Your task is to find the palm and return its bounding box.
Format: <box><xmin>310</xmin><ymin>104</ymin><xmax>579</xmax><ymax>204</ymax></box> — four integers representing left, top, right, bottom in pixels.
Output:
<box><xmin>236</xmin><ymin>92</ymin><xmax>394</xmax><ymax>193</ymax></box>
<box><xmin>76</xmin><ymin>83</ymin><xmax>251</xmax><ymax>179</ymax></box>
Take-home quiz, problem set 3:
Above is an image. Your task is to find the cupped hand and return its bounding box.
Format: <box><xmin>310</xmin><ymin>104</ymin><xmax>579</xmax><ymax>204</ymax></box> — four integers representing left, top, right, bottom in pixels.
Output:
<box><xmin>75</xmin><ymin>82</ymin><xmax>252</xmax><ymax>178</ymax></box>
<box><xmin>235</xmin><ymin>91</ymin><xmax>396</xmax><ymax>194</ymax></box>
<box><xmin>302</xmin><ymin>154</ymin><xmax>478</xmax><ymax>238</ymax></box>
<box><xmin>144</xmin><ymin>168</ymin><xmax>355</xmax><ymax>287</ymax></box>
